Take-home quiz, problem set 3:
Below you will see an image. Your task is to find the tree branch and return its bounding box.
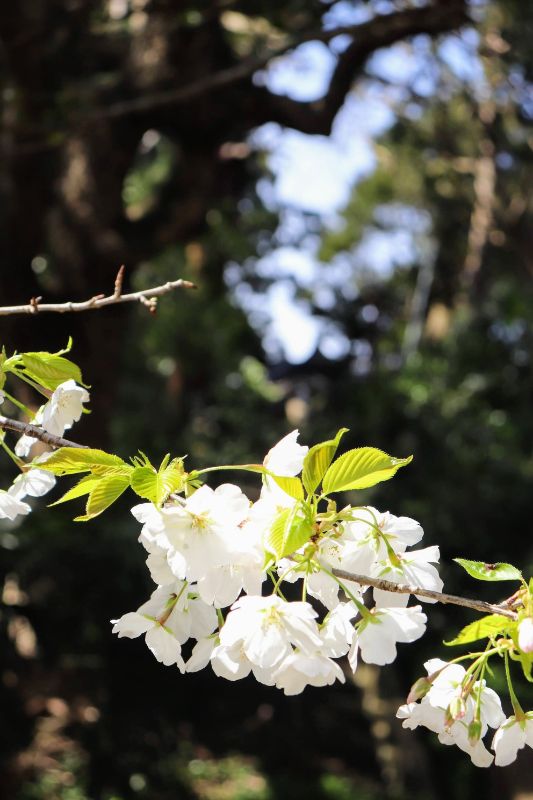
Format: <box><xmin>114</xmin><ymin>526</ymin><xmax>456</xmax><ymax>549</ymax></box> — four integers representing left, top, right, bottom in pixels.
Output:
<box><xmin>332</xmin><ymin>568</ymin><xmax>518</xmax><ymax>620</ymax></box>
<box><xmin>92</xmin><ymin>3</ymin><xmax>469</xmax><ymax>130</ymax></box>
<box><xmin>0</xmin><ymin>272</ymin><xmax>196</xmax><ymax>316</ymax></box>
<box><xmin>0</xmin><ymin>416</ymin><xmax>88</xmax><ymax>450</ymax></box>
<box><xmin>254</xmin><ymin>3</ymin><xmax>469</xmax><ymax>136</ymax></box>
<box><xmin>0</xmin><ymin>411</ymin><xmax>519</xmax><ymax>621</ymax></box>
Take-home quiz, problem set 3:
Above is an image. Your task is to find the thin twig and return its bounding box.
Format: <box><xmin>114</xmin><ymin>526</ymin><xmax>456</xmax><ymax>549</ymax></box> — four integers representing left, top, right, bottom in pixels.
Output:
<box><xmin>332</xmin><ymin>568</ymin><xmax>518</xmax><ymax>620</ymax></box>
<box><xmin>0</xmin><ymin>276</ymin><xmax>196</xmax><ymax>316</ymax></box>
<box><xmin>0</xmin><ymin>416</ymin><xmax>88</xmax><ymax>450</ymax></box>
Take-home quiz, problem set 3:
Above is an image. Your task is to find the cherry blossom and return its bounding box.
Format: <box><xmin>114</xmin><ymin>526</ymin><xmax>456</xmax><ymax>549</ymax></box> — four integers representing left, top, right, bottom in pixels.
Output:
<box><xmin>492</xmin><ymin>714</ymin><xmax>533</xmax><ymax>766</ymax></box>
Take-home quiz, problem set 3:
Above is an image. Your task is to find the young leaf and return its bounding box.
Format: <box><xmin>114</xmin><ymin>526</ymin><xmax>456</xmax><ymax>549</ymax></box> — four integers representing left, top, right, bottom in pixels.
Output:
<box><xmin>19</xmin><ymin>352</ymin><xmax>84</xmax><ymax>391</ymax></box>
<box><xmin>454</xmin><ymin>558</ymin><xmax>523</xmax><ymax>582</ymax></box>
<box><xmin>130</xmin><ymin>458</ymin><xmax>185</xmax><ymax>505</ymax></box>
<box><xmin>48</xmin><ymin>474</ymin><xmax>102</xmax><ymax>506</ymax></box>
<box><xmin>444</xmin><ymin>614</ymin><xmax>512</xmax><ymax>646</ymax></box>
<box><xmin>35</xmin><ymin>447</ymin><xmax>128</xmax><ymax>476</ymax></box>
<box><xmin>322</xmin><ymin>447</ymin><xmax>413</xmax><ymax>494</ymax></box>
<box><xmin>302</xmin><ymin>428</ymin><xmax>349</xmax><ymax>495</ymax></box>
<box><xmin>75</xmin><ymin>474</ymin><xmax>130</xmax><ymax>521</ymax></box>
<box><xmin>265</xmin><ymin>501</ymin><xmax>314</xmax><ymax>560</ymax></box>
<box><xmin>270</xmin><ymin>475</ymin><xmax>304</xmax><ymax>501</ymax></box>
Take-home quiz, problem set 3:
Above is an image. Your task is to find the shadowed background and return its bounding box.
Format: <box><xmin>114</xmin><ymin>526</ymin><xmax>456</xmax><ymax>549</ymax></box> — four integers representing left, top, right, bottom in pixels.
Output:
<box><xmin>0</xmin><ymin>1</ymin><xmax>532</xmax><ymax>798</ymax></box>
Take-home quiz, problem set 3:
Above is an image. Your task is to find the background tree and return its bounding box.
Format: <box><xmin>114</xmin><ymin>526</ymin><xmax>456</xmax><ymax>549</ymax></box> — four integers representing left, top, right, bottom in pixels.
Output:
<box><xmin>1</xmin><ymin>1</ymin><xmax>532</xmax><ymax>798</ymax></box>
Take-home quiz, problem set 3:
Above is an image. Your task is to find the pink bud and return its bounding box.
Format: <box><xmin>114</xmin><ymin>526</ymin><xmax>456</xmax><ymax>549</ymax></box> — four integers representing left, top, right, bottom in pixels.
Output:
<box><xmin>407</xmin><ymin>676</ymin><xmax>431</xmax><ymax>704</ymax></box>
<box><xmin>518</xmin><ymin>617</ymin><xmax>533</xmax><ymax>653</ymax></box>
<box><xmin>468</xmin><ymin>719</ymin><xmax>482</xmax><ymax>746</ymax></box>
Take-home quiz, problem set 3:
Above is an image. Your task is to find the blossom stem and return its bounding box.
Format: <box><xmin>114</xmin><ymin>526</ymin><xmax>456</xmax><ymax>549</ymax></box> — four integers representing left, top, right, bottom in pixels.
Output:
<box><xmin>0</xmin><ymin>438</ymin><xmax>25</xmax><ymax>469</ymax></box>
<box><xmin>1</xmin><ymin>390</ymin><xmax>31</xmax><ymax>415</ymax></box>
<box><xmin>319</xmin><ymin>565</ymin><xmax>370</xmax><ymax>620</ymax></box>
<box><xmin>504</xmin><ymin>650</ymin><xmax>525</xmax><ymax>719</ymax></box>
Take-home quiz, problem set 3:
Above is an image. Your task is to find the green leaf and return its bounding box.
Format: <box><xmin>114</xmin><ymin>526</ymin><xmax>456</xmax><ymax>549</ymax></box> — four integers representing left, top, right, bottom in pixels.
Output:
<box><xmin>75</xmin><ymin>474</ymin><xmax>130</xmax><ymax>521</ymax></box>
<box><xmin>48</xmin><ymin>475</ymin><xmax>102</xmax><ymax>506</ymax></box>
<box><xmin>270</xmin><ymin>475</ymin><xmax>304</xmax><ymax>501</ymax></box>
<box><xmin>266</xmin><ymin>501</ymin><xmax>314</xmax><ymax>560</ymax></box>
<box><xmin>444</xmin><ymin>614</ymin><xmax>512</xmax><ymax>646</ymax></box>
<box><xmin>322</xmin><ymin>447</ymin><xmax>413</xmax><ymax>494</ymax></box>
<box><xmin>302</xmin><ymin>428</ymin><xmax>349</xmax><ymax>495</ymax></box>
<box><xmin>36</xmin><ymin>447</ymin><xmax>128</xmax><ymax>476</ymax></box>
<box><xmin>130</xmin><ymin>458</ymin><xmax>185</xmax><ymax>505</ymax></box>
<box><xmin>19</xmin><ymin>353</ymin><xmax>83</xmax><ymax>391</ymax></box>
<box><xmin>454</xmin><ymin>558</ymin><xmax>523</xmax><ymax>582</ymax></box>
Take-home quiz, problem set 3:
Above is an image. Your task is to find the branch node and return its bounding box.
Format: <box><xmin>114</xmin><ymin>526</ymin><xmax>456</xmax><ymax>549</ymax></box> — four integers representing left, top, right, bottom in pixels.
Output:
<box><xmin>114</xmin><ymin>265</ymin><xmax>126</xmax><ymax>298</ymax></box>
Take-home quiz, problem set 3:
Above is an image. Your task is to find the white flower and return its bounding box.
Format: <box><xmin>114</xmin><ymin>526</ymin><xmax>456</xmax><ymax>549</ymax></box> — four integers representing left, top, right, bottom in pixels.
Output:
<box><xmin>186</xmin><ymin>637</ymin><xmax>217</xmax><ymax>673</ymax></box>
<box><xmin>15</xmin><ymin>408</ymin><xmax>44</xmax><ymax>458</ymax></box>
<box><xmin>262</xmin><ymin>430</ymin><xmax>308</xmax><ymax>506</ymax></box>
<box><xmin>111</xmin><ymin>611</ymin><xmax>185</xmax><ymax>669</ymax></box>
<box><xmin>41</xmin><ymin>379</ymin><xmax>89</xmax><ymax>436</ymax></box>
<box><xmin>264</xmin><ymin>430</ymin><xmax>308</xmax><ymax>477</ymax></box>
<box><xmin>111</xmin><ymin>581</ymin><xmax>217</xmax><ymax>669</ymax></box>
<box><xmin>0</xmin><ymin>490</ymin><xmax>31</xmax><ymax>520</ymax></box>
<box><xmin>8</xmin><ymin>469</ymin><xmax>56</xmax><ymax>500</ymax></box>
<box><xmin>492</xmin><ymin>714</ymin><xmax>533</xmax><ymax>766</ymax></box>
<box><xmin>397</xmin><ymin>659</ymin><xmax>505</xmax><ymax>768</ymax></box>
<box><xmin>347</xmin><ymin>507</ymin><xmax>423</xmax><ymax>557</ymax></box>
<box><xmin>145</xmin><ymin>543</ymin><xmax>176</xmax><ymax>586</ymax></box>
<box><xmin>320</xmin><ymin>602</ymin><xmax>357</xmax><ymax>658</ymax></box>
<box><xmin>518</xmin><ymin>617</ymin><xmax>533</xmax><ymax>653</ymax></box>
<box><xmin>272</xmin><ymin>652</ymin><xmax>345</xmax><ymax>695</ymax></box>
<box><xmin>372</xmin><ymin>546</ymin><xmax>443</xmax><ymax>608</ymax></box>
<box><xmin>350</xmin><ymin>605</ymin><xmax>427</xmax><ymax>666</ymax></box>
<box><xmin>162</xmin><ymin>484</ymin><xmax>250</xmax><ymax>583</ymax></box>
<box><xmin>220</xmin><ymin>595</ymin><xmax>322</xmax><ymax>670</ymax></box>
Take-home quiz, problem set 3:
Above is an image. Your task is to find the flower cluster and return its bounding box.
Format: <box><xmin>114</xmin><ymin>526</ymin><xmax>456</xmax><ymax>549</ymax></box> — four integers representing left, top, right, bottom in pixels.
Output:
<box><xmin>112</xmin><ymin>431</ymin><xmax>437</xmax><ymax>695</ymax></box>
<box><xmin>398</xmin><ymin>658</ymin><xmax>533</xmax><ymax>767</ymax></box>
<box><xmin>0</xmin><ymin>379</ymin><xmax>89</xmax><ymax>522</ymax></box>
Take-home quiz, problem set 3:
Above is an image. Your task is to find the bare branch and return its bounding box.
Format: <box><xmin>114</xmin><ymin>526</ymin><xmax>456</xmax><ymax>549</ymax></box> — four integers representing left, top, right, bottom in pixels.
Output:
<box><xmin>92</xmin><ymin>4</ymin><xmax>469</xmax><ymax>125</ymax></box>
<box><xmin>0</xmin><ymin>276</ymin><xmax>196</xmax><ymax>317</ymax></box>
<box><xmin>332</xmin><ymin>568</ymin><xmax>518</xmax><ymax>620</ymax></box>
<box><xmin>0</xmin><ymin>416</ymin><xmax>88</xmax><ymax>450</ymax></box>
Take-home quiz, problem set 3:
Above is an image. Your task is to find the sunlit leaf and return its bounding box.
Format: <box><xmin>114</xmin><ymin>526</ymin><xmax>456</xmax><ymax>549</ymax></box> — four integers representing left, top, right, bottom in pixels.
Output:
<box><xmin>454</xmin><ymin>558</ymin><xmax>522</xmax><ymax>582</ymax></box>
<box><xmin>444</xmin><ymin>614</ymin><xmax>512</xmax><ymax>646</ymax></box>
<box><xmin>131</xmin><ymin>458</ymin><xmax>185</xmax><ymax>505</ymax></box>
<box><xmin>302</xmin><ymin>428</ymin><xmax>349</xmax><ymax>495</ymax></box>
<box><xmin>265</xmin><ymin>501</ymin><xmax>314</xmax><ymax>560</ymax></box>
<box><xmin>322</xmin><ymin>447</ymin><xmax>412</xmax><ymax>494</ymax></box>
<box><xmin>36</xmin><ymin>447</ymin><xmax>128</xmax><ymax>476</ymax></box>
<box><xmin>75</xmin><ymin>474</ymin><xmax>130</xmax><ymax>521</ymax></box>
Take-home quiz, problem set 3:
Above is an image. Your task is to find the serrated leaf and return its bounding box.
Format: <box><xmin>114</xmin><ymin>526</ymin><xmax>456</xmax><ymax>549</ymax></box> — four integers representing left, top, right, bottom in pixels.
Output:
<box><xmin>322</xmin><ymin>447</ymin><xmax>413</xmax><ymax>494</ymax></box>
<box><xmin>270</xmin><ymin>475</ymin><xmax>304</xmax><ymax>501</ymax></box>
<box><xmin>36</xmin><ymin>447</ymin><xmax>127</xmax><ymax>476</ymax></box>
<box><xmin>302</xmin><ymin>428</ymin><xmax>349</xmax><ymax>495</ymax></box>
<box><xmin>159</xmin><ymin>453</ymin><xmax>171</xmax><ymax>472</ymax></box>
<box><xmin>131</xmin><ymin>458</ymin><xmax>185</xmax><ymax>505</ymax></box>
<box><xmin>444</xmin><ymin>614</ymin><xmax>511</xmax><ymax>646</ymax></box>
<box><xmin>48</xmin><ymin>475</ymin><xmax>102</xmax><ymax>506</ymax></box>
<box><xmin>20</xmin><ymin>353</ymin><xmax>83</xmax><ymax>391</ymax></box>
<box><xmin>454</xmin><ymin>558</ymin><xmax>523</xmax><ymax>582</ymax></box>
<box><xmin>75</xmin><ymin>474</ymin><xmax>130</xmax><ymax>521</ymax></box>
<box><xmin>266</xmin><ymin>501</ymin><xmax>314</xmax><ymax>560</ymax></box>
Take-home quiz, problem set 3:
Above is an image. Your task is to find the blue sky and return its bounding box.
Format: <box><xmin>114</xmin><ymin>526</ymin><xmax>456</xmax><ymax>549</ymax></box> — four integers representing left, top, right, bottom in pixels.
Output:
<box><xmin>226</xmin><ymin>7</ymin><xmax>484</xmax><ymax>363</ymax></box>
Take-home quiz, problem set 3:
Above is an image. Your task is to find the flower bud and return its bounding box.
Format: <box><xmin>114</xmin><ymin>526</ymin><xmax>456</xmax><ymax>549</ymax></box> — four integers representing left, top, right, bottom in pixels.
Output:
<box><xmin>407</xmin><ymin>676</ymin><xmax>432</xmax><ymax>704</ymax></box>
<box><xmin>445</xmin><ymin>696</ymin><xmax>466</xmax><ymax>727</ymax></box>
<box><xmin>468</xmin><ymin>719</ymin><xmax>482</xmax><ymax>746</ymax></box>
<box><xmin>518</xmin><ymin>617</ymin><xmax>533</xmax><ymax>653</ymax></box>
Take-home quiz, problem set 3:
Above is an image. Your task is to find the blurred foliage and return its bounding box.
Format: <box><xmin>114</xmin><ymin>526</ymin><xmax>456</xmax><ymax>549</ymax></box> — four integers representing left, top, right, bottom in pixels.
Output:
<box><xmin>2</xmin><ymin>0</ymin><xmax>533</xmax><ymax>799</ymax></box>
